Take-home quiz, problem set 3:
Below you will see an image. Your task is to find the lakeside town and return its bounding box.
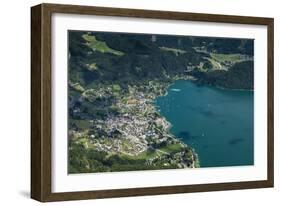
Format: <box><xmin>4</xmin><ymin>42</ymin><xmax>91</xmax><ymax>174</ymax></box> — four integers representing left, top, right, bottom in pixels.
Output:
<box><xmin>69</xmin><ymin>79</ymin><xmax>199</xmax><ymax>172</ymax></box>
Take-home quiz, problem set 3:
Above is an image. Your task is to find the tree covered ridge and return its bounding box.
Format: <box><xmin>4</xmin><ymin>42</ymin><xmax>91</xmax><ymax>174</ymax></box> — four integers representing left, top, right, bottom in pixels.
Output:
<box><xmin>68</xmin><ymin>31</ymin><xmax>253</xmax><ymax>90</ymax></box>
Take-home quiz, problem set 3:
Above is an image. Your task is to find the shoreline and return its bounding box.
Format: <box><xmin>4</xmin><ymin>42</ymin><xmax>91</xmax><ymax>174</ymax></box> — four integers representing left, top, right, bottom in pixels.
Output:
<box><xmin>172</xmin><ymin>76</ymin><xmax>254</xmax><ymax>92</ymax></box>
<box><xmin>154</xmin><ymin>78</ymin><xmax>254</xmax><ymax>168</ymax></box>
<box><xmin>69</xmin><ymin>78</ymin><xmax>201</xmax><ymax>173</ymax></box>
<box><xmin>152</xmin><ymin>79</ymin><xmax>200</xmax><ymax>168</ymax></box>
<box><xmin>201</xmin><ymin>83</ymin><xmax>254</xmax><ymax>92</ymax></box>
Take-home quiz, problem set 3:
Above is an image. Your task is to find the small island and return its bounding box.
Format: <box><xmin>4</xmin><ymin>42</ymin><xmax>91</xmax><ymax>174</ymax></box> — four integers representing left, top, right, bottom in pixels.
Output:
<box><xmin>68</xmin><ymin>31</ymin><xmax>254</xmax><ymax>173</ymax></box>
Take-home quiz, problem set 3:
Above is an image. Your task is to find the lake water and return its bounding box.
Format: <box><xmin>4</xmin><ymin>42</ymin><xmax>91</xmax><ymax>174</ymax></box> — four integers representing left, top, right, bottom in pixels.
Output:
<box><xmin>155</xmin><ymin>80</ymin><xmax>254</xmax><ymax>167</ymax></box>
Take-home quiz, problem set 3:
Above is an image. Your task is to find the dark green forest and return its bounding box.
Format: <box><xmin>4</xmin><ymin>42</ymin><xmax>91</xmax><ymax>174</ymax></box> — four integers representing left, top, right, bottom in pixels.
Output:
<box><xmin>68</xmin><ymin>31</ymin><xmax>253</xmax><ymax>89</ymax></box>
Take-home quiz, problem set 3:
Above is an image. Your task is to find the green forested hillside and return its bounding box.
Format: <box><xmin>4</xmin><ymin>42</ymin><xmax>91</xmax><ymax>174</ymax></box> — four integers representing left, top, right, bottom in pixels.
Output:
<box><xmin>190</xmin><ymin>60</ymin><xmax>254</xmax><ymax>89</ymax></box>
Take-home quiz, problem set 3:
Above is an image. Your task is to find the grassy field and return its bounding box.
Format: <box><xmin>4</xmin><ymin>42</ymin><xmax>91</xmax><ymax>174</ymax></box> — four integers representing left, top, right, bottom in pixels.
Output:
<box><xmin>124</xmin><ymin>150</ymin><xmax>160</xmax><ymax>160</ymax></box>
<box><xmin>122</xmin><ymin>142</ymin><xmax>184</xmax><ymax>161</ymax></box>
<box><xmin>82</xmin><ymin>34</ymin><xmax>124</xmax><ymax>56</ymax></box>
<box><xmin>204</xmin><ymin>57</ymin><xmax>222</xmax><ymax>70</ymax></box>
<box><xmin>210</xmin><ymin>53</ymin><xmax>244</xmax><ymax>63</ymax></box>
<box><xmin>159</xmin><ymin>46</ymin><xmax>186</xmax><ymax>56</ymax></box>
<box><xmin>158</xmin><ymin>143</ymin><xmax>183</xmax><ymax>153</ymax></box>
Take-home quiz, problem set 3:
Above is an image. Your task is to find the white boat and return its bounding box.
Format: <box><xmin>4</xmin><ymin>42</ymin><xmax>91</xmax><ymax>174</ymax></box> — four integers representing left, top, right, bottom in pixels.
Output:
<box><xmin>170</xmin><ymin>88</ymin><xmax>181</xmax><ymax>92</ymax></box>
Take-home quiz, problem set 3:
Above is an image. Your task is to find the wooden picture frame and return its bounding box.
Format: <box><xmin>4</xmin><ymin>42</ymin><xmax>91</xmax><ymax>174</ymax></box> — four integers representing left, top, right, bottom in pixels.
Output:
<box><xmin>31</xmin><ymin>3</ymin><xmax>274</xmax><ymax>202</ymax></box>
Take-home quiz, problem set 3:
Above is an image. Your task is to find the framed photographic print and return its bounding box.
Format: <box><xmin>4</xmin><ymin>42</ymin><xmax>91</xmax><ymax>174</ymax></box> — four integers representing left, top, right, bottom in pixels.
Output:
<box><xmin>31</xmin><ymin>3</ymin><xmax>274</xmax><ymax>202</ymax></box>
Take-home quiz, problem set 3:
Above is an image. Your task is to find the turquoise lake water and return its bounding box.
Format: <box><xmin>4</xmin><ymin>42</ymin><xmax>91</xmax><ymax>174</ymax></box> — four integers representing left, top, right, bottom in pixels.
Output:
<box><xmin>155</xmin><ymin>80</ymin><xmax>254</xmax><ymax>167</ymax></box>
